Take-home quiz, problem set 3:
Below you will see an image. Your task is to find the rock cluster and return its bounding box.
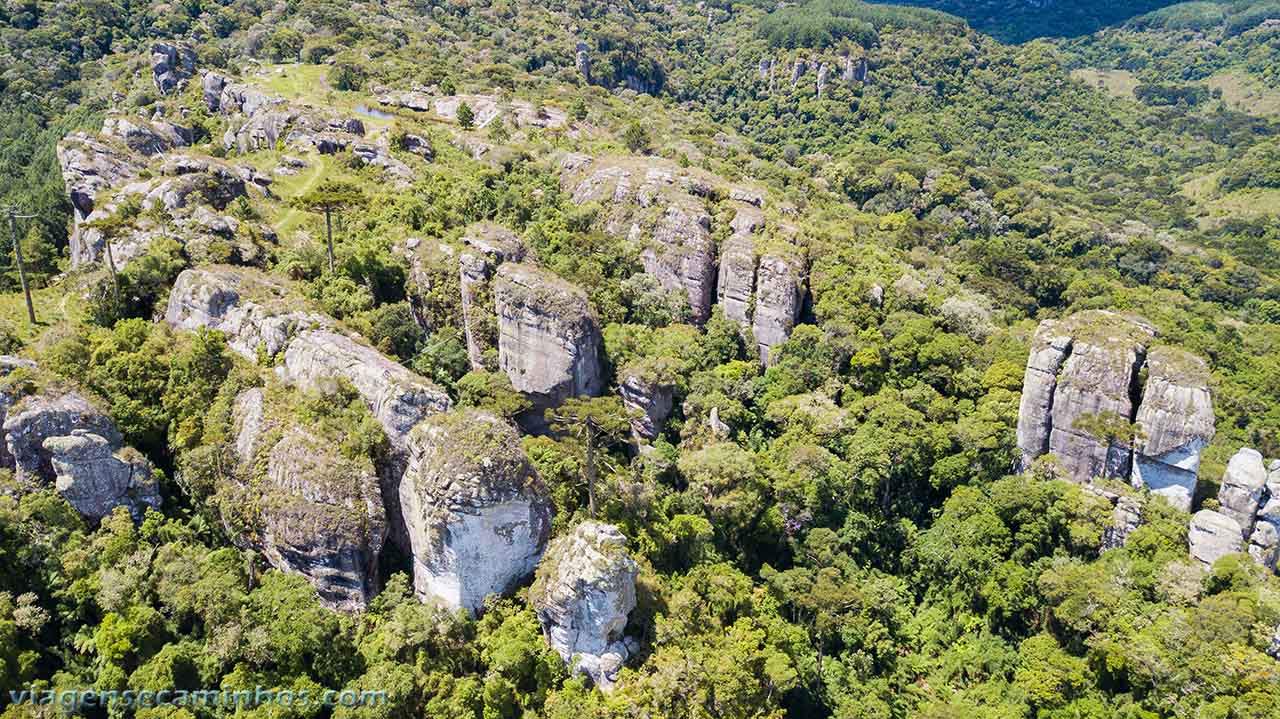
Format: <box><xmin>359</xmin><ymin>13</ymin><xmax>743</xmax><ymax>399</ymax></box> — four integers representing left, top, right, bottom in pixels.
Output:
<box><xmin>642</xmin><ymin>204</ymin><xmax>717</xmax><ymax>324</ymax></box>
<box><xmin>531</xmin><ymin>522</ymin><xmax>639</xmax><ymax>692</ymax></box>
<box><xmin>1015</xmin><ymin>311</ymin><xmax>1214</xmax><ymax>509</ymax></box>
<box><xmin>399</xmin><ymin>409</ymin><xmax>553</xmax><ymax>614</ymax></box>
<box><xmin>1186</xmin><ymin>447</ymin><xmax>1280</xmax><ymax>570</ymax></box>
<box><xmin>224</xmin><ymin>388</ymin><xmax>386</xmax><ymax>611</ymax></box>
<box><xmin>3</xmin><ymin>392</ymin><xmax>159</xmax><ymax>523</ymax></box>
<box><xmin>493</xmin><ymin>263</ymin><xmax>604</xmax><ymax>411</ymax></box>
<box><xmin>151</xmin><ymin>43</ymin><xmax>196</xmax><ymax>95</ymax></box>
<box><xmin>166</xmin><ymin>267</ymin><xmax>451</xmax><ymax>548</ymax></box>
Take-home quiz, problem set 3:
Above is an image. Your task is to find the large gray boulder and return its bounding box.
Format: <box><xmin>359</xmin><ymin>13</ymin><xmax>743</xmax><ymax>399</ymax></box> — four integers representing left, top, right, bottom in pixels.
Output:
<box><xmin>493</xmin><ymin>263</ymin><xmax>604</xmax><ymax>409</ymax></box>
<box><xmin>1015</xmin><ymin>311</ymin><xmax>1159</xmax><ymax>484</ymax></box>
<box><xmin>102</xmin><ymin>117</ymin><xmax>192</xmax><ymax>157</ymax></box>
<box><xmin>224</xmin><ymin>392</ymin><xmax>386</xmax><ymax>612</ymax></box>
<box><xmin>1101</xmin><ymin>495</ymin><xmax>1143</xmax><ymax>551</ymax></box>
<box><xmin>165</xmin><ymin>267</ymin><xmax>330</xmax><ymax>362</ymax></box>
<box><xmin>4</xmin><ymin>392</ymin><xmax>121</xmax><ymax>484</ymax></box>
<box><xmin>399</xmin><ymin>409</ymin><xmax>552</xmax><ymax>614</ymax></box>
<box><xmin>1218</xmin><ymin>447</ymin><xmax>1268</xmax><ymax>539</ymax></box>
<box><xmin>530</xmin><ymin>522</ymin><xmax>639</xmax><ymax>692</ymax></box>
<box><xmin>641</xmin><ymin>204</ymin><xmax>716</xmax><ymax>325</ymax></box>
<box><xmin>279</xmin><ymin>330</ymin><xmax>452</xmax><ymax>453</ymax></box>
<box><xmin>1130</xmin><ymin>347</ymin><xmax>1215</xmax><ymax>511</ymax></box>
<box><xmin>1188</xmin><ymin>509</ymin><xmax>1245</xmax><ymax>567</ymax></box>
<box><xmin>3</xmin><ymin>392</ymin><xmax>158</xmax><ymax>522</ymax></box>
<box><xmin>44</xmin><ymin>431</ymin><xmax>159</xmax><ymax>523</ymax></box>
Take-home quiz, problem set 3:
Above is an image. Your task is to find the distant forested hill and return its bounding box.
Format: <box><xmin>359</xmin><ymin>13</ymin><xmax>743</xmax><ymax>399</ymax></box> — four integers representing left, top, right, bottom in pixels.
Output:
<box><xmin>885</xmin><ymin>0</ymin><xmax>1181</xmax><ymax>40</ymax></box>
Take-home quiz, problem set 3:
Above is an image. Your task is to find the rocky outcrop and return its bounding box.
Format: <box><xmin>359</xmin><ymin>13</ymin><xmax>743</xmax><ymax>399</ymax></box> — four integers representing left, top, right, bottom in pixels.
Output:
<box><xmin>493</xmin><ymin>264</ymin><xmax>604</xmax><ymax>410</ymax></box>
<box><xmin>102</xmin><ymin>118</ymin><xmax>192</xmax><ymax>156</ymax></box>
<box><xmin>619</xmin><ymin>363</ymin><xmax>675</xmax><ymax>441</ymax></box>
<box><xmin>56</xmin><ymin>133</ymin><xmax>146</xmax><ymax>265</ymax></box>
<box><xmin>44</xmin><ymin>431</ymin><xmax>159</xmax><ymax>523</ymax></box>
<box><xmin>279</xmin><ymin>330</ymin><xmax>452</xmax><ymax>453</ymax></box>
<box><xmin>642</xmin><ymin>205</ymin><xmax>716</xmax><ymax>324</ymax></box>
<box><xmin>4</xmin><ymin>392</ymin><xmax>120</xmax><ymax>484</ymax></box>
<box><xmin>753</xmin><ymin>251</ymin><xmax>806</xmax><ymax>366</ymax></box>
<box><xmin>1015</xmin><ymin>312</ymin><xmax>1177</xmax><ymax>487</ymax></box>
<box><xmin>3</xmin><ymin>392</ymin><xmax>158</xmax><ymax>522</ymax></box>
<box><xmin>1130</xmin><ymin>348</ymin><xmax>1216</xmax><ymax>511</ymax></box>
<box><xmin>165</xmin><ymin>268</ymin><xmax>330</xmax><ymax>362</ymax></box>
<box><xmin>151</xmin><ymin>43</ymin><xmax>196</xmax><ymax>95</ymax></box>
<box><xmin>1219</xmin><ymin>448</ymin><xmax>1268</xmax><ymax>538</ymax></box>
<box><xmin>399</xmin><ymin>409</ymin><xmax>552</xmax><ymax>614</ymax></box>
<box><xmin>1250</xmin><ymin>460</ymin><xmax>1280</xmax><ymax>570</ymax></box>
<box><xmin>1188</xmin><ymin>509</ymin><xmax>1244</xmax><ymax>566</ymax></box>
<box><xmin>1102</xmin><ymin>495</ymin><xmax>1143</xmax><ymax>551</ymax></box>
<box><xmin>223</xmin><ymin>388</ymin><xmax>386</xmax><ymax>611</ymax></box>
<box><xmin>530</xmin><ymin>522</ymin><xmax>639</xmax><ymax>692</ymax></box>
<box><xmin>459</xmin><ymin>225</ymin><xmax>526</xmax><ymax>368</ymax></box>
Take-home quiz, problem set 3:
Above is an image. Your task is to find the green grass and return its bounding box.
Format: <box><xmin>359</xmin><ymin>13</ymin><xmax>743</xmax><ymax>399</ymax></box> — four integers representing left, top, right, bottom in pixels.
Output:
<box><xmin>1204</xmin><ymin>69</ymin><xmax>1280</xmax><ymax>117</ymax></box>
<box><xmin>0</xmin><ymin>282</ymin><xmax>86</xmax><ymax>346</ymax></box>
<box><xmin>1071</xmin><ymin>68</ymin><xmax>1141</xmax><ymax>100</ymax></box>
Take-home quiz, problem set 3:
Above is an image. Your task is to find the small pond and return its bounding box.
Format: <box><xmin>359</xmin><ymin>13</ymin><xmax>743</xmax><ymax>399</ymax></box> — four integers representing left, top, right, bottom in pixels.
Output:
<box><xmin>354</xmin><ymin>104</ymin><xmax>395</xmax><ymax>120</ymax></box>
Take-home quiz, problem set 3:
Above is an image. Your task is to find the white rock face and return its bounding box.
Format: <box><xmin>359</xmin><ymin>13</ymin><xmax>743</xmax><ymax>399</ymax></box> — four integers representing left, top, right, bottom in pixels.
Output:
<box><xmin>399</xmin><ymin>409</ymin><xmax>552</xmax><ymax>615</ymax></box>
<box><xmin>1250</xmin><ymin>460</ymin><xmax>1280</xmax><ymax>569</ymax></box>
<box><xmin>1188</xmin><ymin>509</ymin><xmax>1245</xmax><ymax>566</ymax></box>
<box><xmin>1130</xmin><ymin>348</ymin><xmax>1216</xmax><ymax>511</ymax></box>
<box><xmin>531</xmin><ymin>522</ymin><xmax>639</xmax><ymax>692</ymax></box>
<box><xmin>1015</xmin><ymin>319</ymin><xmax>1074</xmax><ymax>471</ymax></box>
<box><xmin>753</xmin><ymin>252</ymin><xmax>805</xmax><ymax>366</ymax></box>
<box><xmin>716</xmin><ymin>235</ymin><xmax>757</xmax><ymax>329</ymax></box>
<box><xmin>493</xmin><ymin>263</ymin><xmax>604</xmax><ymax>409</ymax></box>
<box><xmin>1218</xmin><ymin>447</ymin><xmax>1268</xmax><ymax>538</ymax></box>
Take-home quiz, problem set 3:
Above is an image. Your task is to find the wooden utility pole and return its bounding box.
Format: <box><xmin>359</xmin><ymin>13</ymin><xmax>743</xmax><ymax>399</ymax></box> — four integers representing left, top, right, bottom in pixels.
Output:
<box><xmin>3</xmin><ymin>206</ymin><xmax>37</xmax><ymax>324</ymax></box>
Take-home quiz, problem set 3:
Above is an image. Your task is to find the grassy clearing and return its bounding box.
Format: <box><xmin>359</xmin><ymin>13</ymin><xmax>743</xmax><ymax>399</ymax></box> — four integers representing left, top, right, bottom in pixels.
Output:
<box><xmin>1204</xmin><ymin>70</ymin><xmax>1280</xmax><ymax>117</ymax></box>
<box><xmin>0</xmin><ymin>282</ymin><xmax>85</xmax><ymax>346</ymax></box>
<box><xmin>1181</xmin><ymin>169</ymin><xmax>1280</xmax><ymax>226</ymax></box>
<box><xmin>1071</xmin><ymin>68</ymin><xmax>1140</xmax><ymax>101</ymax></box>
<box><xmin>245</xmin><ymin>63</ymin><xmax>397</xmax><ymax>131</ymax></box>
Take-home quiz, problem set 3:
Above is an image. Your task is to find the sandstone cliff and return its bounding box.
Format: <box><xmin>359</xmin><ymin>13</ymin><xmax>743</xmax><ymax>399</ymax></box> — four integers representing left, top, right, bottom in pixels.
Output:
<box><xmin>399</xmin><ymin>409</ymin><xmax>553</xmax><ymax>614</ymax></box>
<box><xmin>1015</xmin><ymin>312</ymin><xmax>1213</xmax><ymax>504</ymax></box>
<box><xmin>223</xmin><ymin>388</ymin><xmax>387</xmax><ymax>612</ymax></box>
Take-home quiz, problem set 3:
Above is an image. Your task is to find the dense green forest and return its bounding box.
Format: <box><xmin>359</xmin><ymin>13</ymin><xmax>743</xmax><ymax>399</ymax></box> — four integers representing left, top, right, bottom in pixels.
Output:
<box><xmin>0</xmin><ymin>1</ymin><xmax>1279</xmax><ymax>718</ymax></box>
